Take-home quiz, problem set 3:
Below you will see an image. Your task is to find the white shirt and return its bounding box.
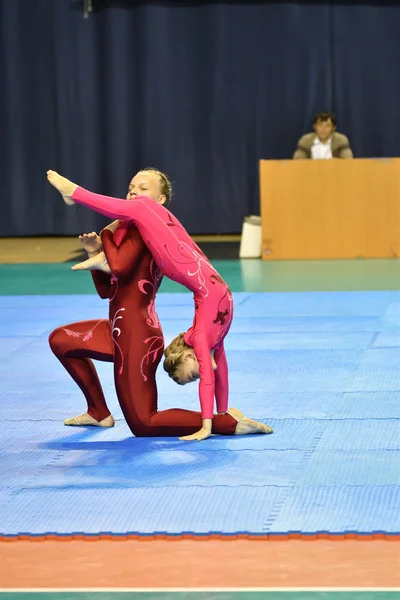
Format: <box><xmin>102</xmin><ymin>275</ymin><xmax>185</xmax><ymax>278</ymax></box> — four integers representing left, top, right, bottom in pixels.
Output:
<box><xmin>311</xmin><ymin>136</ymin><xmax>332</xmax><ymax>160</ymax></box>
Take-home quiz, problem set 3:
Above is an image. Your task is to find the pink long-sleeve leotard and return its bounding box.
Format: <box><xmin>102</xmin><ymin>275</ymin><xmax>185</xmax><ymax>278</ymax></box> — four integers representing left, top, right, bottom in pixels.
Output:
<box><xmin>71</xmin><ymin>188</ymin><xmax>233</xmax><ymax>420</ymax></box>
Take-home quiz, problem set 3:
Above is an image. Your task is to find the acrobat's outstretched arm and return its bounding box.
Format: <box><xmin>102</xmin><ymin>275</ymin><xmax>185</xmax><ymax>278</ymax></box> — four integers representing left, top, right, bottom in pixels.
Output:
<box><xmin>47</xmin><ymin>170</ymin><xmax>140</xmax><ymax>221</ymax></box>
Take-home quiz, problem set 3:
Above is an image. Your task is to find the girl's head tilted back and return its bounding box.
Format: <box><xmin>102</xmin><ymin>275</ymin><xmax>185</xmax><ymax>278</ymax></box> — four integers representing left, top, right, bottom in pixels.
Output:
<box><xmin>163</xmin><ymin>333</ymin><xmax>200</xmax><ymax>385</ymax></box>
<box><xmin>127</xmin><ymin>168</ymin><xmax>172</xmax><ymax>208</ymax></box>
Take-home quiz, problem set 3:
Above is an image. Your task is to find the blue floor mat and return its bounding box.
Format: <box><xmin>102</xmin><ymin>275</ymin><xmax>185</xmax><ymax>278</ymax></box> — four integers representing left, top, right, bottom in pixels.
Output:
<box><xmin>270</xmin><ymin>485</ymin><xmax>400</xmax><ymax>533</ymax></box>
<box><xmin>0</xmin><ymin>291</ymin><xmax>399</xmax><ymax>535</ymax></box>
<box><xmin>1</xmin><ymin>486</ymin><xmax>288</xmax><ymax>535</ymax></box>
<box><xmin>335</xmin><ymin>391</ymin><xmax>400</xmax><ymax>419</ymax></box>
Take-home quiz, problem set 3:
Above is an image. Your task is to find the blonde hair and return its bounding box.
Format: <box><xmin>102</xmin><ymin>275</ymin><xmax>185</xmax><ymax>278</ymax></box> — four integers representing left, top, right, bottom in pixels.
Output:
<box><xmin>163</xmin><ymin>332</ymin><xmax>191</xmax><ymax>382</ymax></box>
<box><xmin>141</xmin><ymin>167</ymin><xmax>172</xmax><ymax>208</ymax></box>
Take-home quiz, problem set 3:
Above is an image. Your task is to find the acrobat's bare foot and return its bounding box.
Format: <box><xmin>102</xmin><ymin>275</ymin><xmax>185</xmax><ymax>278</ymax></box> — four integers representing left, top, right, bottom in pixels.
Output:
<box><xmin>71</xmin><ymin>251</ymin><xmax>111</xmax><ymax>273</ymax></box>
<box><xmin>229</xmin><ymin>407</ymin><xmax>273</xmax><ymax>435</ymax></box>
<box><xmin>64</xmin><ymin>412</ymin><xmax>115</xmax><ymax>427</ymax></box>
<box><xmin>47</xmin><ymin>170</ymin><xmax>77</xmax><ymax>205</ymax></box>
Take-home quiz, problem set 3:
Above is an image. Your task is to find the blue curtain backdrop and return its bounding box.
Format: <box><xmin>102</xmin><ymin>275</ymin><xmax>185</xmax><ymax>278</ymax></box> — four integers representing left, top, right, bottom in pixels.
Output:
<box><xmin>0</xmin><ymin>0</ymin><xmax>399</xmax><ymax>235</ymax></box>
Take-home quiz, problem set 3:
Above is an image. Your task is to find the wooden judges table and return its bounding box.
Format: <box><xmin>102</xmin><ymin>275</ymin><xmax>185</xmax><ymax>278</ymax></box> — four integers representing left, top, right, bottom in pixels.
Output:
<box><xmin>259</xmin><ymin>158</ymin><xmax>400</xmax><ymax>260</ymax></box>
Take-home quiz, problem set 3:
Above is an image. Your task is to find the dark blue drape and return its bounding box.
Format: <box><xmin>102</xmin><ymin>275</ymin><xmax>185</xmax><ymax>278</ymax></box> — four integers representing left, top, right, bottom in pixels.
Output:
<box><xmin>1</xmin><ymin>0</ymin><xmax>399</xmax><ymax>236</ymax></box>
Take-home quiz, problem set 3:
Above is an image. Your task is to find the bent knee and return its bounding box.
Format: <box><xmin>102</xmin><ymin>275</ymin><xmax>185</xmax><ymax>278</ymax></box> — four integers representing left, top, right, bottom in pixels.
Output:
<box><xmin>129</xmin><ymin>423</ymin><xmax>152</xmax><ymax>438</ymax></box>
<box><xmin>124</xmin><ymin>414</ymin><xmax>154</xmax><ymax>438</ymax></box>
<box><xmin>48</xmin><ymin>326</ymin><xmax>69</xmax><ymax>355</ymax></box>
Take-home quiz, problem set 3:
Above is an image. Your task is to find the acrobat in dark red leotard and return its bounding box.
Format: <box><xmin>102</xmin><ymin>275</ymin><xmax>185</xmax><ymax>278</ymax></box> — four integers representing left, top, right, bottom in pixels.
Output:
<box><xmin>49</xmin><ymin>222</ymin><xmax>237</xmax><ymax>436</ymax></box>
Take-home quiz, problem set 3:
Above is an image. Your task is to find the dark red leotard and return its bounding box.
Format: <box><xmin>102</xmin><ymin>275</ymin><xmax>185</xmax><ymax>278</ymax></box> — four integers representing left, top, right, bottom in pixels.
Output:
<box><xmin>49</xmin><ymin>222</ymin><xmax>237</xmax><ymax>436</ymax></box>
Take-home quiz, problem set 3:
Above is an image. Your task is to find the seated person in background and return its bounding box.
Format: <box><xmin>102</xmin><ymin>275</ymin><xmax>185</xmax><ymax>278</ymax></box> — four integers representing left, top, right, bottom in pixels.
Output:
<box><xmin>293</xmin><ymin>112</ymin><xmax>353</xmax><ymax>160</ymax></box>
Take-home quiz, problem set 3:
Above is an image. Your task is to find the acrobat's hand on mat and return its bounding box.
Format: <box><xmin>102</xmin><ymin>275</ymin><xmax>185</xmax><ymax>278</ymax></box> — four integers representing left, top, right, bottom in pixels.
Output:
<box><xmin>72</xmin><ymin>251</ymin><xmax>111</xmax><ymax>274</ymax></box>
<box><xmin>79</xmin><ymin>232</ymin><xmax>102</xmax><ymax>255</ymax></box>
<box><xmin>180</xmin><ymin>425</ymin><xmax>212</xmax><ymax>442</ymax></box>
<box><xmin>47</xmin><ymin>170</ymin><xmax>77</xmax><ymax>206</ymax></box>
